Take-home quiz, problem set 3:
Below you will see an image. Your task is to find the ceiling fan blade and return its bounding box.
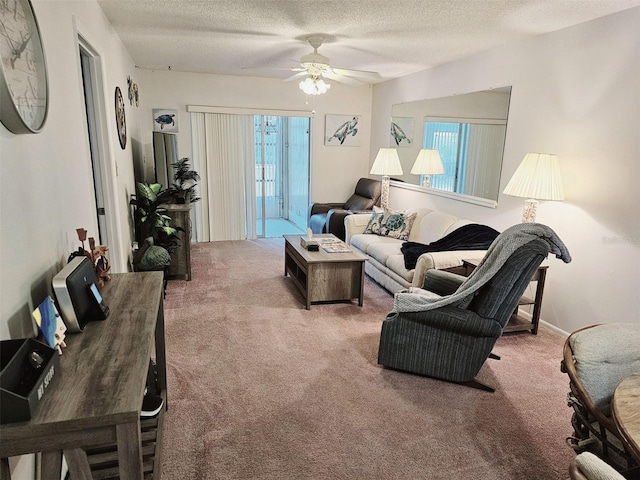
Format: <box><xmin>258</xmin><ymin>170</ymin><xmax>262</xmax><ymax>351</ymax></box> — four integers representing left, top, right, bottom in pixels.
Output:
<box><xmin>284</xmin><ymin>71</ymin><xmax>309</xmax><ymax>82</ymax></box>
<box><xmin>331</xmin><ymin>67</ymin><xmax>382</xmax><ymax>81</ymax></box>
<box><xmin>322</xmin><ymin>70</ymin><xmax>364</xmax><ymax>86</ymax></box>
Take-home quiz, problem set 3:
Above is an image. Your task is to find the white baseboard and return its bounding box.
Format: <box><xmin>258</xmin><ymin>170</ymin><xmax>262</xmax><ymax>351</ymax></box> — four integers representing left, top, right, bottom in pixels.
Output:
<box><xmin>514</xmin><ymin>308</ymin><xmax>569</xmax><ymax>338</ymax></box>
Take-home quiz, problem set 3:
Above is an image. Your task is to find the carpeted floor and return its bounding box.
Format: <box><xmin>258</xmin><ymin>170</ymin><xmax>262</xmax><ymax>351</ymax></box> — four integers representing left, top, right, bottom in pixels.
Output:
<box><xmin>160</xmin><ymin>238</ymin><xmax>575</xmax><ymax>479</ymax></box>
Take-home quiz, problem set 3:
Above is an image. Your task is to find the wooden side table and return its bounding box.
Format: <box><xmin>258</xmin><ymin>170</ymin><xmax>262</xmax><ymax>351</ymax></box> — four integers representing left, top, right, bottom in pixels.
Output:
<box><xmin>462</xmin><ymin>258</ymin><xmax>548</xmax><ymax>334</ymax></box>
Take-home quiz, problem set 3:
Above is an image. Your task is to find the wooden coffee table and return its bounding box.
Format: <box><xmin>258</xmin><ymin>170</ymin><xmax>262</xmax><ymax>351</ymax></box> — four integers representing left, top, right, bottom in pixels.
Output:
<box><xmin>284</xmin><ymin>235</ymin><xmax>367</xmax><ymax>309</ymax></box>
<box><xmin>612</xmin><ymin>372</ymin><xmax>640</xmax><ymax>463</ymax></box>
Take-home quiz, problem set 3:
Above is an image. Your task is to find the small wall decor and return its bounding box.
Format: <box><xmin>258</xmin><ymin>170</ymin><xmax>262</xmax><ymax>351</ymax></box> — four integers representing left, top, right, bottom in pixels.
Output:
<box><xmin>325</xmin><ymin>114</ymin><xmax>361</xmax><ymax>146</ymax></box>
<box><xmin>390</xmin><ymin>117</ymin><xmax>414</xmax><ymax>147</ymax></box>
<box><xmin>153</xmin><ymin>108</ymin><xmax>178</xmax><ymax>132</ymax></box>
<box><xmin>115</xmin><ymin>86</ymin><xmax>127</xmax><ymax>149</ymax></box>
<box><xmin>127</xmin><ymin>76</ymin><xmax>139</xmax><ymax>107</ymax></box>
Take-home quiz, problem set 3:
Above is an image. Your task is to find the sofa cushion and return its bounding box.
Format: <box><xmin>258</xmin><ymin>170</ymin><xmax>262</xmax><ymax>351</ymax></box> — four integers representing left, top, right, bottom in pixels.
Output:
<box><xmin>350</xmin><ymin>233</ymin><xmax>400</xmax><ymax>255</ymax></box>
<box><xmin>409</xmin><ymin>211</ymin><xmax>463</xmax><ymax>244</ymax></box>
<box><xmin>364</xmin><ymin>207</ymin><xmax>416</xmax><ymax>240</ymax></box>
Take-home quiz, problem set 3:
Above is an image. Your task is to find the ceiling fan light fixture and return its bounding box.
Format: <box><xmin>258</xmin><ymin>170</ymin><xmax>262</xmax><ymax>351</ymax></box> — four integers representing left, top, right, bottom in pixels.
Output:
<box><xmin>299</xmin><ymin>76</ymin><xmax>331</xmax><ymax>95</ymax></box>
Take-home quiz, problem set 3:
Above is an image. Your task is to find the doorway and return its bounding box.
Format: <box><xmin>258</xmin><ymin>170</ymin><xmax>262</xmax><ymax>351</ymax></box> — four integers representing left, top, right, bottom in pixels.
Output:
<box><xmin>78</xmin><ymin>36</ymin><xmax>111</xmax><ymax>247</ymax></box>
<box><xmin>254</xmin><ymin>115</ymin><xmax>309</xmax><ymax>238</ymax></box>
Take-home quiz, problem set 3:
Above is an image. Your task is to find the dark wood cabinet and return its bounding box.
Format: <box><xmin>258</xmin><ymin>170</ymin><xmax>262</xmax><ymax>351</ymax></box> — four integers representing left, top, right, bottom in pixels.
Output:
<box><xmin>165</xmin><ymin>203</ymin><xmax>192</xmax><ymax>281</ymax></box>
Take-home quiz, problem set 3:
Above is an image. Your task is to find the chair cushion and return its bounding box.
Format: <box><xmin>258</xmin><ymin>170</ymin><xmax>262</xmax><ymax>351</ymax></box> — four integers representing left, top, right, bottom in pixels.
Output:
<box><xmin>353</xmin><ymin>177</ymin><xmax>381</xmax><ymax>200</ymax></box>
<box><xmin>344</xmin><ymin>194</ymin><xmax>374</xmax><ymax>211</ymax></box>
<box><xmin>574</xmin><ymin>452</ymin><xmax>626</xmax><ymax>480</ymax></box>
<box><xmin>570</xmin><ymin>323</ymin><xmax>640</xmax><ymax>416</ymax></box>
<box><xmin>364</xmin><ymin>207</ymin><xmax>416</xmax><ymax>240</ymax></box>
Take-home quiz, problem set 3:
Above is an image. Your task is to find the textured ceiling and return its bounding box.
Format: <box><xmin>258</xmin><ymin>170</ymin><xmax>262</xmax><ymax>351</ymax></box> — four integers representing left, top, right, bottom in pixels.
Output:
<box><xmin>97</xmin><ymin>0</ymin><xmax>640</xmax><ymax>83</ymax></box>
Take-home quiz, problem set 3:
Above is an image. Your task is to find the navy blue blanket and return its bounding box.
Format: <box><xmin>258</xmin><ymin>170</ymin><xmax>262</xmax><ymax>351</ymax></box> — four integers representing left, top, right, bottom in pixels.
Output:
<box><xmin>401</xmin><ymin>223</ymin><xmax>500</xmax><ymax>269</ymax></box>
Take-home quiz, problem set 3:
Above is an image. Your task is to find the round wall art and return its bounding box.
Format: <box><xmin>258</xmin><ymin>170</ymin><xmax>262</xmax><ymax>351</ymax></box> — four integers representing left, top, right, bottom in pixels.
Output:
<box><xmin>115</xmin><ymin>86</ymin><xmax>126</xmax><ymax>149</ymax></box>
<box><xmin>0</xmin><ymin>0</ymin><xmax>49</xmax><ymax>134</ymax></box>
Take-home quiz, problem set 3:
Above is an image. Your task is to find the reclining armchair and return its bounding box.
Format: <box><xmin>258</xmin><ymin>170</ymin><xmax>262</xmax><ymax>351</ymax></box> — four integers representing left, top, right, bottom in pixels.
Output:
<box><xmin>308</xmin><ymin>177</ymin><xmax>381</xmax><ymax>240</ymax></box>
<box><xmin>378</xmin><ymin>223</ymin><xmax>571</xmax><ymax>392</ymax></box>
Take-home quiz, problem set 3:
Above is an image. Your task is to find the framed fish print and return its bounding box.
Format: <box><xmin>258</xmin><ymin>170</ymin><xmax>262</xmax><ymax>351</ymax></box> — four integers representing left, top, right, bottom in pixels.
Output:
<box><xmin>325</xmin><ymin>114</ymin><xmax>361</xmax><ymax>146</ymax></box>
<box><xmin>153</xmin><ymin>108</ymin><xmax>178</xmax><ymax>132</ymax></box>
<box><xmin>390</xmin><ymin>117</ymin><xmax>414</xmax><ymax>147</ymax></box>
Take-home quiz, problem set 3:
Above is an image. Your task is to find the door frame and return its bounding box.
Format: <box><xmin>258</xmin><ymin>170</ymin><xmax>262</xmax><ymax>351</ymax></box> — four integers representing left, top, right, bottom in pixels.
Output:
<box><xmin>75</xmin><ymin>24</ymin><xmax>122</xmax><ymax>268</ymax></box>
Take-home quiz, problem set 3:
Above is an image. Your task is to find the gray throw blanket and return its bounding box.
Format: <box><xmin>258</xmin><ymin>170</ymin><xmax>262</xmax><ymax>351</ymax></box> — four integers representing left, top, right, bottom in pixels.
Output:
<box><xmin>392</xmin><ymin>223</ymin><xmax>571</xmax><ymax>313</ymax></box>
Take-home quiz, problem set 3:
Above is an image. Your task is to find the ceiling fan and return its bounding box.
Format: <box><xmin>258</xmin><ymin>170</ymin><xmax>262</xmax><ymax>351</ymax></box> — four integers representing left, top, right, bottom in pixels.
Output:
<box><xmin>285</xmin><ymin>35</ymin><xmax>381</xmax><ymax>94</ymax></box>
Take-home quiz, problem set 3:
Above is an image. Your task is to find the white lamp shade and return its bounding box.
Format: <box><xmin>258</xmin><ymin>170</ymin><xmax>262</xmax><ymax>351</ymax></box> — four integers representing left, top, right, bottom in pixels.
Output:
<box><xmin>503</xmin><ymin>153</ymin><xmax>565</xmax><ymax>201</ymax></box>
<box><xmin>370</xmin><ymin>148</ymin><xmax>403</xmax><ymax>176</ymax></box>
<box><xmin>410</xmin><ymin>149</ymin><xmax>445</xmax><ymax>175</ymax></box>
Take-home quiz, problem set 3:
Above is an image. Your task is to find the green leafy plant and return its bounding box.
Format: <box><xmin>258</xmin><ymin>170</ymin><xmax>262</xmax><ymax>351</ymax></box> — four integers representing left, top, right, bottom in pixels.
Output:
<box><xmin>130</xmin><ymin>182</ymin><xmax>183</xmax><ymax>253</ymax></box>
<box><xmin>171</xmin><ymin>157</ymin><xmax>200</xmax><ymax>203</ymax></box>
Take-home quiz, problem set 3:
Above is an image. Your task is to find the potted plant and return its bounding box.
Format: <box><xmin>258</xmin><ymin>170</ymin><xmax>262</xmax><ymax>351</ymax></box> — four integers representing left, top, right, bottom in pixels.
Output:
<box><xmin>170</xmin><ymin>157</ymin><xmax>200</xmax><ymax>204</ymax></box>
<box><xmin>130</xmin><ymin>182</ymin><xmax>184</xmax><ymax>256</ymax></box>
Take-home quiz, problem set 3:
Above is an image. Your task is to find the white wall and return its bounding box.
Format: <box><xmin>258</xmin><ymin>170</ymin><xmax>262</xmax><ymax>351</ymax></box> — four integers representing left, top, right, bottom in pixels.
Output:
<box><xmin>136</xmin><ymin>69</ymin><xmax>373</xmax><ymax>204</ymax></box>
<box><xmin>371</xmin><ymin>8</ymin><xmax>640</xmax><ymax>334</ymax></box>
<box><xmin>0</xmin><ymin>1</ymin><xmax>140</xmax><ymax>477</ymax></box>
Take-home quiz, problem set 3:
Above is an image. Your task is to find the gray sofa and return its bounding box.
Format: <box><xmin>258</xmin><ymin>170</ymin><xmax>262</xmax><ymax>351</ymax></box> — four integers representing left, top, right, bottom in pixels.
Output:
<box><xmin>345</xmin><ymin>208</ymin><xmax>492</xmax><ymax>293</ymax></box>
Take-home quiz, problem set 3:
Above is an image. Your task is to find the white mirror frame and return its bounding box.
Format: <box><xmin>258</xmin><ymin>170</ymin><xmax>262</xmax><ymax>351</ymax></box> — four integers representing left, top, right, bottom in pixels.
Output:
<box><xmin>390</xmin><ymin>179</ymin><xmax>498</xmax><ymax>208</ymax></box>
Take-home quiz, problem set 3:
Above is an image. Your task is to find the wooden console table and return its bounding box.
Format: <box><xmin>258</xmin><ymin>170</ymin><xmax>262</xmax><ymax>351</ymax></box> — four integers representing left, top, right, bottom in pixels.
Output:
<box><xmin>0</xmin><ymin>272</ymin><xmax>167</xmax><ymax>480</ymax></box>
<box><xmin>462</xmin><ymin>258</ymin><xmax>548</xmax><ymax>334</ymax></box>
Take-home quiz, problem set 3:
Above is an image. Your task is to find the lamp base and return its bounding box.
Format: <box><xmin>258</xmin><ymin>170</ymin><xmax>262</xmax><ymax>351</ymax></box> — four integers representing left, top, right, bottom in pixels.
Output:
<box><xmin>381</xmin><ymin>175</ymin><xmax>390</xmax><ymax>209</ymax></box>
<box><xmin>421</xmin><ymin>176</ymin><xmax>431</xmax><ymax>187</ymax></box>
<box><xmin>522</xmin><ymin>199</ymin><xmax>538</xmax><ymax>223</ymax></box>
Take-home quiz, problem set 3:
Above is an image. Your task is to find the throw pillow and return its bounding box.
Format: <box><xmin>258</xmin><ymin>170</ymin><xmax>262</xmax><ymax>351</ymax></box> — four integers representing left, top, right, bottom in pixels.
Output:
<box><xmin>364</xmin><ymin>207</ymin><xmax>416</xmax><ymax>240</ymax></box>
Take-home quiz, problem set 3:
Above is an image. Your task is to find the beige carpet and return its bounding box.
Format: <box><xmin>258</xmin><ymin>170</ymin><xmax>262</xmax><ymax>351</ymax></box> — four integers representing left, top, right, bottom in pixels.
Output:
<box><xmin>160</xmin><ymin>238</ymin><xmax>574</xmax><ymax>479</ymax></box>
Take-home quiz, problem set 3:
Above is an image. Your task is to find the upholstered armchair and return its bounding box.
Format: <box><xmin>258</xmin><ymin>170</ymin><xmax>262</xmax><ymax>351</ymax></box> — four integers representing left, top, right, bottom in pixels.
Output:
<box><xmin>308</xmin><ymin>177</ymin><xmax>381</xmax><ymax>240</ymax></box>
<box><xmin>378</xmin><ymin>223</ymin><xmax>571</xmax><ymax>392</ymax></box>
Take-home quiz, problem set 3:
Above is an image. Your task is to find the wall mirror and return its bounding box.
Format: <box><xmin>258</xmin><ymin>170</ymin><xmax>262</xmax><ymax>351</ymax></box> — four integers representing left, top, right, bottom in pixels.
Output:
<box><xmin>390</xmin><ymin>86</ymin><xmax>511</xmax><ymax>207</ymax></box>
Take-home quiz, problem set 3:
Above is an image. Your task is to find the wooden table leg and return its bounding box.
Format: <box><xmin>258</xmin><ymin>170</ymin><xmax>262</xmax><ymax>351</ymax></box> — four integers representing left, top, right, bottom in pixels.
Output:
<box><xmin>63</xmin><ymin>448</ymin><xmax>93</xmax><ymax>479</ymax></box>
<box><xmin>306</xmin><ymin>264</ymin><xmax>312</xmax><ymax>310</ymax></box>
<box><xmin>1</xmin><ymin>458</ymin><xmax>11</xmax><ymax>480</ymax></box>
<box><xmin>358</xmin><ymin>262</ymin><xmax>364</xmax><ymax>307</ymax></box>
<box><xmin>41</xmin><ymin>450</ymin><xmax>63</xmax><ymax>480</ymax></box>
<box><xmin>116</xmin><ymin>422</ymin><xmax>143</xmax><ymax>480</ymax></box>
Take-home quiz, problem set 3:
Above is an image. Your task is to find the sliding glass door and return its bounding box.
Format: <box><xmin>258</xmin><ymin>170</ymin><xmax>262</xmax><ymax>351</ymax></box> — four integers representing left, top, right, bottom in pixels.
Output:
<box><xmin>255</xmin><ymin>115</ymin><xmax>310</xmax><ymax>238</ymax></box>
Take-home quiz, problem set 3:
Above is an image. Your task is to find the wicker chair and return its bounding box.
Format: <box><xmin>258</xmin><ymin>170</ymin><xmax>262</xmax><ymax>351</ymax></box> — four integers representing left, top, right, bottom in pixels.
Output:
<box><xmin>561</xmin><ymin>323</ymin><xmax>640</xmax><ymax>476</ymax></box>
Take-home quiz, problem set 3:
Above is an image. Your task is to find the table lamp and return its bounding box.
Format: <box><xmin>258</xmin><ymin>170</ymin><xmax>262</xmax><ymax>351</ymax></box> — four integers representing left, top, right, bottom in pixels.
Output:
<box><xmin>410</xmin><ymin>149</ymin><xmax>444</xmax><ymax>187</ymax></box>
<box><xmin>502</xmin><ymin>153</ymin><xmax>564</xmax><ymax>223</ymax></box>
<box><xmin>370</xmin><ymin>148</ymin><xmax>403</xmax><ymax>209</ymax></box>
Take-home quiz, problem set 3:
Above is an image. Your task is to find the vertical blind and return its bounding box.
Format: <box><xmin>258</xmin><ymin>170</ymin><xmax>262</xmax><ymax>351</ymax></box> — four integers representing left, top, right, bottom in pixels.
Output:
<box><xmin>191</xmin><ymin>112</ymin><xmax>256</xmax><ymax>241</ymax></box>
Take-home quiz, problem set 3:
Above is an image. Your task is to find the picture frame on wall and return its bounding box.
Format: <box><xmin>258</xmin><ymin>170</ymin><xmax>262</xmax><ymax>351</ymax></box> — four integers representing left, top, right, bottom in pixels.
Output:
<box><xmin>153</xmin><ymin>109</ymin><xmax>178</xmax><ymax>132</ymax></box>
<box><xmin>390</xmin><ymin>117</ymin><xmax>414</xmax><ymax>147</ymax></box>
<box><xmin>325</xmin><ymin>114</ymin><xmax>361</xmax><ymax>146</ymax></box>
